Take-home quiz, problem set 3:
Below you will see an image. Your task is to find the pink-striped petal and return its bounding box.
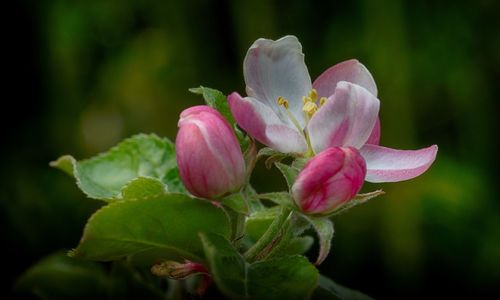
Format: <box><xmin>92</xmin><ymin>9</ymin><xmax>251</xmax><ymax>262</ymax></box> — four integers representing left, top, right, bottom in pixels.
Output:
<box><xmin>244</xmin><ymin>36</ymin><xmax>312</xmax><ymax>128</ymax></box>
<box><xmin>365</xmin><ymin>117</ymin><xmax>381</xmax><ymax>145</ymax></box>
<box><xmin>307</xmin><ymin>81</ymin><xmax>380</xmax><ymax>154</ymax></box>
<box><xmin>313</xmin><ymin>59</ymin><xmax>378</xmax><ymax>98</ymax></box>
<box><xmin>228</xmin><ymin>92</ymin><xmax>308</xmax><ymax>154</ymax></box>
<box><xmin>360</xmin><ymin>144</ymin><xmax>438</xmax><ymax>183</ymax></box>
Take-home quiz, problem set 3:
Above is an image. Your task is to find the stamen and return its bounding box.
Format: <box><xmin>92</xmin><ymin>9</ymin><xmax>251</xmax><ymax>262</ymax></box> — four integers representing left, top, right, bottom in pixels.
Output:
<box><xmin>276</xmin><ymin>96</ymin><xmax>303</xmax><ymax>133</ymax></box>
<box><xmin>303</xmin><ymin>101</ymin><xmax>318</xmax><ymax>118</ymax></box>
<box><xmin>319</xmin><ymin>97</ymin><xmax>327</xmax><ymax>106</ymax></box>
<box><xmin>302</xmin><ymin>96</ymin><xmax>313</xmax><ymax>104</ymax></box>
<box><xmin>308</xmin><ymin>89</ymin><xmax>318</xmax><ymax>101</ymax></box>
<box><xmin>277</xmin><ymin>96</ymin><xmax>289</xmax><ymax>109</ymax></box>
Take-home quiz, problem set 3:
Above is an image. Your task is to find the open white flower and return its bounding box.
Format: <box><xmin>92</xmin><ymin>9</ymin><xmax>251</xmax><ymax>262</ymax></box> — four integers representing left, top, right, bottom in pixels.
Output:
<box><xmin>228</xmin><ymin>35</ymin><xmax>437</xmax><ymax>182</ymax></box>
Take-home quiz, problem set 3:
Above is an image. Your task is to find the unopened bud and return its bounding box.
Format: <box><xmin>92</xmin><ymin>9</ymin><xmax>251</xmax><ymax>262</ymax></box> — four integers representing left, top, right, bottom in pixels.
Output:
<box><xmin>292</xmin><ymin>147</ymin><xmax>366</xmax><ymax>214</ymax></box>
<box><xmin>176</xmin><ymin>106</ymin><xmax>246</xmax><ymax>199</ymax></box>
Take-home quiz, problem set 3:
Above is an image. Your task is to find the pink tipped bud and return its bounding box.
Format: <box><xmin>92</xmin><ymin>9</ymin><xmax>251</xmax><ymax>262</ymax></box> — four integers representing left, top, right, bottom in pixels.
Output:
<box><xmin>292</xmin><ymin>147</ymin><xmax>366</xmax><ymax>214</ymax></box>
<box><xmin>151</xmin><ymin>260</ymin><xmax>209</xmax><ymax>279</ymax></box>
<box><xmin>176</xmin><ymin>106</ymin><xmax>246</xmax><ymax>199</ymax></box>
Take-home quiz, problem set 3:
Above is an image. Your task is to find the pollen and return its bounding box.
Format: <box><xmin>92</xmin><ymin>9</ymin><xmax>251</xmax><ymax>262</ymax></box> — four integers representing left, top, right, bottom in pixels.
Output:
<box><xmin>308</xmin><ymin>89</ymin><xmax>318</xmax><ymax>101</ymax></box>
<box><xmin>277</xmin><ymin>96</ymin><xmax>289</xmax><ymax>109</ymax></box>
<box><xmin>319</xmin><ymin>97</ymin><xmax>327</xmax><ymax>106</ymax></box>
<box><xmin>303</xmin><ymin>101</ymin><xmax>318</xmax><ymax>118</ymax></box>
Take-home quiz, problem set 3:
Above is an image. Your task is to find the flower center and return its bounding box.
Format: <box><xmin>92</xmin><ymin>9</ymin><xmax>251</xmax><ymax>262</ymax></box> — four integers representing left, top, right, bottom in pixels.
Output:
<box><xmin>276</xmin><ymin>89</ymin><xmax>327</xmax><ymax>123</ymax></box>
<box><xmin>302</xmin><ymin>89</ymin><xmax>327</xmax><ymax>120</ymax></box>
<box><xmin>276</xmin><ymin>89</ymin><xmax>328</xmax><ymax>157</ymax></box>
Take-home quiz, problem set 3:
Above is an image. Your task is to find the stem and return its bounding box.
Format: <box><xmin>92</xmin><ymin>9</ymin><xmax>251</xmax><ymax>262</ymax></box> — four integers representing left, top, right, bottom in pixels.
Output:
<box><xmin>244</xmin><ymin>208</ymin><xmax>292</xmax><ymax>262</ymax></box>
<box><xmin>303</xmin><ymin>131</ymin><xmax>315</xmax><ymax>158</ymax></box>
<box><xmin>232</xmin><ymin>211</ymin><xmax>246</xmax><ymax>248</ymax></box>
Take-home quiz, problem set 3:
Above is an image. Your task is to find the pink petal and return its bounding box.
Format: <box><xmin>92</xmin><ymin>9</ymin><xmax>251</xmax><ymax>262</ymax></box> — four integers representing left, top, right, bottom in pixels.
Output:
<box><xmin>244</xmin><ymin>36</ymin><xmax>312</xmax><ymax>128</ymax></box>
<box><xmin>228</xmin><ymin>92</ymin><xmax>308</xmax><ymax>154</ymax></box>
<box><xmin>365</xmin><ymin>117</ymin><xmax>381</xmax><ymax>145</ymax></box>
<box><xmin>177</xmin><ymin>106</ymin><xmax>246</xmax><ymax>198</ymax></box>
<box><xmin>307</xmin><ymin>82</ymin><xmax>380</xmax><ymax>154</ymax></box>
<box><xmin>360</xmin><ymin>144</ymin><xmax>438</xmax><ymax>183</ymax></box>
<box><xmin>313</xmin><ymin>59</ymin><xmax>378</xmax><ymax>98</ymax></box>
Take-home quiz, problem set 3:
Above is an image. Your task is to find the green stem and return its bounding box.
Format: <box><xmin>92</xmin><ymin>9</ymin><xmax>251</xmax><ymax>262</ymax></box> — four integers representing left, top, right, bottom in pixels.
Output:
<box><xmin>304</xmin><ymin>131</ymin><xmax>315</xmax><ymax>158</ymax></box>
<box><xmin>232</xmin><ymin>211</ymin><xmax>246</xmax><ymax>248</ymax></box>
<box><xmin>244</xmin><ymin>208</ymin><xmax>292</xmax><ymax>262</ymax></box>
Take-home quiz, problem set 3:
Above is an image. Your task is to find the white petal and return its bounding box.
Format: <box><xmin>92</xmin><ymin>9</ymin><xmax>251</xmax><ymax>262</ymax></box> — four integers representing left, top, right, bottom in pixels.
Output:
<box><xmin>228</xmin><ymin>92</ymin><xmax>307</xmax><ymax>154</ymax></box>
<box><xmin>244</xmin><ymin>36</ymin><xmax>312</xmax><ymax>128</ymax></box>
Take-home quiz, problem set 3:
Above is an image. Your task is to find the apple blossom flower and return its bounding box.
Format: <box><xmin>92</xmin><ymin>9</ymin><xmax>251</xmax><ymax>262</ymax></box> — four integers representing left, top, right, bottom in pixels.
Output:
<box><xmin>292</xmin><ymin>147</ymin><xmax>366</xmax><ymax>214</ymax></box>
<box><xmin>228</xmin><ymin>35</ymin><xmax>437</xmax><ymax>183</ymax></box>
<box><xmin>176</xmin><ymin>106</ymin><xmax>246</xmax><ymax>199</ymax></box>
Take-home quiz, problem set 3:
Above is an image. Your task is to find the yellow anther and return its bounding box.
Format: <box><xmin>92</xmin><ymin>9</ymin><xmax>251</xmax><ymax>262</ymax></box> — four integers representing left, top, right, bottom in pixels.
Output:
<box><xmin>277</xmin><ymin>96</ymin><xmax>289</xmax><ymax>109</ymax></box>
<box><xmin>302</xmin><ymin>96</ymin><xmax>313</xmax><ymax>104</ymax></box>
<box><xmin>308</xmin><ymin>89</ymin><xmax>318</xmax><ymax>101</ymax></box>
<box><xmin>303</xmin><ymin>101</ymin><xmax>318</xmax><ymax>118</ymax></box>
<box><xmin>319</xmin><ymin>97</ymin><xmax>327</xmax><ymax>106</ymax></box>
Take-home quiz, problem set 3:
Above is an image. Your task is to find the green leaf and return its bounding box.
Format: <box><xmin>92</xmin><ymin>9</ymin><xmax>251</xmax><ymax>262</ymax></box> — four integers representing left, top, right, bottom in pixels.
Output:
<box><xmin>120</xmin><ymin>176</ymin><xmax>167</xmax><ymax>199</ymax></box>
<box><xmin>163</xmin><ymin>167</ymin><xmax>189</xmax><ymax>194</ymax></box>
<box><xmin>303</xmin><ymin>216</ymin><xmax>335</xmax><ymax>265</ymax></box>
<box><xmin>50</xmin><ymin>155</ymin><xmax>76</xmax><ymax>176</ymax></box>
<box><xmin>70</xmin><ymin>193</ymin><xmax>231</xmax><ymax>264</ymax></box>
<box><xmin>282</xmin><ymin>236</ymin><xmax>314</xmax><ymax>256</ymax></box>
<box><xmin>189</xmin><ymin>86</ymin><xmax>235</xmax><ymax>126</ymax></box>
<box><xmin>199</xmin><ymin>233</ymin><xmax>248</xmax><ymax>299</ymax></box>
<box><xmin>200</xmin><ymin>233</ymin><xmax>319</xmax><ymax>300</ymax></box>
<box><xmin>15</xmin><ymin>252</ymin><xmax>109</xmax><ymax>300</ymax></box>
<box><xmin>314</xmin><ymin>274</ymin><xmax>374</xmax><ymax>300</ymax></box>
<box><xmin>51</xmin><ymin>133</ymin><xmax>186</xmax><ymax>201</ymax></box>
<box><xmin>248</xmin><ymin>255</ymin><xmax>318</xmax><ymax>300</ymax></box>
<box><xmin>274</xmin><ymin>162</ymin><xmax>300</xmax><ymax>190</ymax></box>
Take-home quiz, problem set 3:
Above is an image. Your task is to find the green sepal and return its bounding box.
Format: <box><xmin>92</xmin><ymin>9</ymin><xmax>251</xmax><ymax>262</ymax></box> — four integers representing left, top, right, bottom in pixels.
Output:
<box><xmin>189</xmin><ymin>86</ymin><xmax>235</xmax><ymax>126</ymax></box>
<box><xmin>302</xmin><ymin>215</ymin><xmax>335</xmax><ymax>265</ymax></box>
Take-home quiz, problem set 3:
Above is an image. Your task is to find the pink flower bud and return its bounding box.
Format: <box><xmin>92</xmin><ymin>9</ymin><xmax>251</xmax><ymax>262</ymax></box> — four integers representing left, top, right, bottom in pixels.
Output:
<box><xmin>176</xmin><ymin>106</ymin><xmax>246</xmax><ymax>199</ymax></box>
<box><xmin>292</xmin><ymin>147</ymin><xmax>366</xmax><ymax>214</ymax></box>
<box><xmin>151</xmin><ymin>260</ymin><xmax>209</xmax><ymax>279</ymax></box>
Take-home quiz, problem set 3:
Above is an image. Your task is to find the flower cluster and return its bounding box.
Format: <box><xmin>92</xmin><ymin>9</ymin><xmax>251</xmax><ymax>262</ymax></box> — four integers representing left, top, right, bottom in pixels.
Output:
<box><xmin>42</xmin><ymin>35</ymin><xmax>440</xmax><ymax>299</ymax></box>
<box><xmin>176</xmin><ymin>35</ymin><xmax>437</xmax><ymax>215</ymax></box>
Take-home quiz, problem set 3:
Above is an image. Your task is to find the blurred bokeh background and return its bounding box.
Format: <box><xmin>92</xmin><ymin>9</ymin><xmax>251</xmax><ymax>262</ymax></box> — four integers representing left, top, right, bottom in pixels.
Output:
<box><xmin>3</xmin><ymin>0</ymin><xmax>500</xmax><ymax>298</ymax></box>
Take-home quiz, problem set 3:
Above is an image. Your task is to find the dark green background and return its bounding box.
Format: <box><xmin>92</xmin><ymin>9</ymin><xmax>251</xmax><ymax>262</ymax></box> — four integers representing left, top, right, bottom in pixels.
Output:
<box><xmin>3</xmin><ymin>0</ymin><xmax>500</xmax><ymax>298</ymax></box>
